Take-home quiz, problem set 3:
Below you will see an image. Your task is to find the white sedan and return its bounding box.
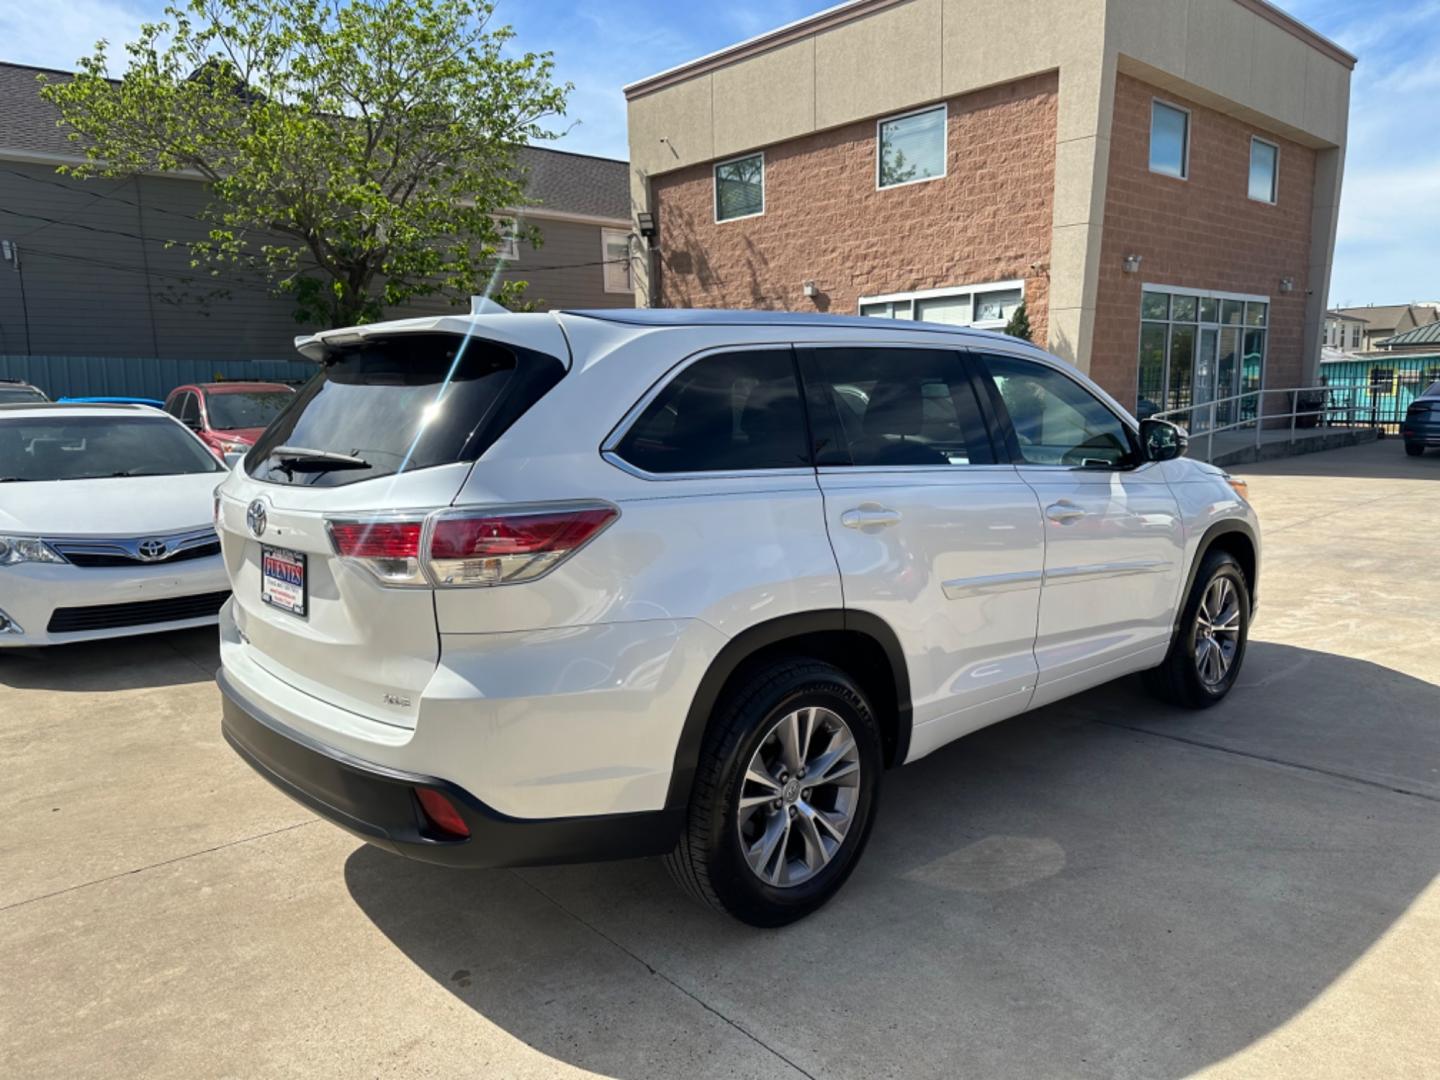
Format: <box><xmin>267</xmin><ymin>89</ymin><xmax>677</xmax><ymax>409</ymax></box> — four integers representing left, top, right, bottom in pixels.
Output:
<box><xmin>0</xmin><ymin>403</ymin><xmax>230</xmax><ymax>647</ymax></box>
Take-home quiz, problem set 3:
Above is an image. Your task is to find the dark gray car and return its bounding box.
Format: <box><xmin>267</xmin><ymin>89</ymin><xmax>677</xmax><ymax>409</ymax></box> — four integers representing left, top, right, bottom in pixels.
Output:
<box><xmin>1402</xmin><ymin>381</ymin><xmax>1440</xmax><ymax>456</ymax></box>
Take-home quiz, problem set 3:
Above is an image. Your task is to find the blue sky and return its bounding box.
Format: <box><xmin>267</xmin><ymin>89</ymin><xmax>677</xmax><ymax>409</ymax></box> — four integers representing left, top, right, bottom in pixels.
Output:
<box><xmin>2</xmin><ymin>0</ymin><xmax>1436</xmax><ymax>306</ymax></box>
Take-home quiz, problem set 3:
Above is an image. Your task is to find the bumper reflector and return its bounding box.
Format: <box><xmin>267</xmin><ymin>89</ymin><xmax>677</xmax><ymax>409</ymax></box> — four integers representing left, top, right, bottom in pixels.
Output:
<box><xmin>415</xmin><ymin>788</ymin><xmax>470</xmax><ymax>840</ymax></box>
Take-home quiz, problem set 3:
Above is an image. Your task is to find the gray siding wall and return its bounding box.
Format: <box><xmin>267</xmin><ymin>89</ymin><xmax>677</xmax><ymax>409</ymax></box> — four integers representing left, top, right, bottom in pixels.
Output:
<box><xmin>0</xmin><ymin>162</ymin><xmax>632</xmax><ymax>361</ymax></box>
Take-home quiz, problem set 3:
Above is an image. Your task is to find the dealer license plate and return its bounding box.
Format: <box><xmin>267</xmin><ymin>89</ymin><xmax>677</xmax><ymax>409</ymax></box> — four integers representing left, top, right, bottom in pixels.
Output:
<box><xmin>260</xmin><ymin>546</ymin><xmax>307</xmax><ymax>617</ymax></box>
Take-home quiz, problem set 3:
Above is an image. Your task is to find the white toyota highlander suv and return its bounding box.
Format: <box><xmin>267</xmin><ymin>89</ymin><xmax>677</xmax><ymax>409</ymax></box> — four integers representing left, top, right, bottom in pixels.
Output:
<box><xmin>217</xmin><ymin>308</ymin><xmax>1258</xmax><ymax>926</ymax></box>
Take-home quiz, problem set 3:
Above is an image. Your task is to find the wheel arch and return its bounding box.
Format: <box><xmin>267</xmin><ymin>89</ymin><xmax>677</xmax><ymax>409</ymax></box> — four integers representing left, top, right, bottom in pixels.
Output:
<box><xmin>663</xmin><ymin>610</ymin><xmax>912</xmax><ymax>813</ymax></box>
<box><xmin>1177</xmin><ymin>519</ymin><xmax>1259</xmax><ymax>630</ymax></box>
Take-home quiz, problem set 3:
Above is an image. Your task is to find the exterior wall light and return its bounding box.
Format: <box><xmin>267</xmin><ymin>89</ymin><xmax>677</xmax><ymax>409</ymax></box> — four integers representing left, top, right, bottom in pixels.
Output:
<box><xmin>636</xmin><ymin>212</ymin><xmax>658</xmax><ymax>240</ymax></box>
<box><xmin>803</xmin><ymin>280</ymin><xmax>818</xmax><ymax>298</ymax></box>
<box><xmin>1122</xmin><ymin>254</ymin><xmax>1143</xmax><ymax>274</ymax></box>
<box><xmin>1279</xmin><ymin>277</ymin><xmax>1295</xmax><ymax>293</ymax></box>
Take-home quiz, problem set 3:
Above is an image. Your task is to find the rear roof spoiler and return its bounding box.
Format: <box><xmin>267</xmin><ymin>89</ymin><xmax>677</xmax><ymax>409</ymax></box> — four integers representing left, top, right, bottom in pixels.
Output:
<box><xmin>294</xmin><ymin>299</ymin><xmax>512</xmax><ymax>363</ymax></box>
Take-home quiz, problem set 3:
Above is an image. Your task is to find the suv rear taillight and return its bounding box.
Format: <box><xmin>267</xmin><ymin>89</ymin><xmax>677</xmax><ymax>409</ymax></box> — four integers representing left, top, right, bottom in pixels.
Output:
<box><xmin>428</xmin><ymin>504</ymin><xmax>616</xmax><ymax>586</ymax></box>
<box><xmin>325</xmin><ymin>502</ymin><xmax>617</xmax><ymax>588</ymax></box>
<box><xmin>326</xmin><ymin>517</ymin><xmax>427</xmax><ymax>585</ymax></box>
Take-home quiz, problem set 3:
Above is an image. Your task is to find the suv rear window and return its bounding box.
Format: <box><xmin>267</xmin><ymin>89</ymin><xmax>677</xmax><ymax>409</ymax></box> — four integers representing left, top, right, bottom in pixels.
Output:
<box><xmin>247</xmin><ymin>333</ymin><xmax>564</xmax><ymax>487</ymax></box>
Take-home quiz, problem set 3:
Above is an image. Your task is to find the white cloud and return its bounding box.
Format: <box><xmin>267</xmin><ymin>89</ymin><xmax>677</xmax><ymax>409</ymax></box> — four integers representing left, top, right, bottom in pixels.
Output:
<box><xmin>0</xmin><ymin>0</ymin><xmax>156</xmax><ymax>74</ymax></box>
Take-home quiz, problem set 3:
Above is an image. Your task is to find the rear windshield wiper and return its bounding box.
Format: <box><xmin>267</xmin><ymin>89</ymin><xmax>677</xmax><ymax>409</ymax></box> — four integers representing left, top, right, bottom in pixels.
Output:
<box><xmin>267</xmin><ymin>445</ymin><xmax>371</xmax><ymax>470</ymax></box>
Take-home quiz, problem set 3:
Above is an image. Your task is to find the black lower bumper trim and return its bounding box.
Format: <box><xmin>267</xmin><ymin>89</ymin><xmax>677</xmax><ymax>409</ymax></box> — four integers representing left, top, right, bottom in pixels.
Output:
<box><xmin>218</xmin><ymin>669</ymin><xmax>682</xmax><ymax>868</ymax></box>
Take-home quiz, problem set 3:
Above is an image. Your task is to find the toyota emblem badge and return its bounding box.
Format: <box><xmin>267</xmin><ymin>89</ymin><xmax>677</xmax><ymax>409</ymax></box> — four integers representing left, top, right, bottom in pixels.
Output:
<box><xmin>247</xmin><ymin>499</ymin><xmax>268</xmax><ymax>538</ymax></box>
<box><xmin>137</xmin><ymin>538</ymin><xmax>168</xmax><ymax>562</ymax></box>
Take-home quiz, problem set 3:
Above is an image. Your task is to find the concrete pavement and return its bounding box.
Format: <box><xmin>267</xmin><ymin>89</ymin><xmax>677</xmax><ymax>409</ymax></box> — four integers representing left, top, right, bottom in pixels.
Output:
<box><xmin>2</xmin><ymin>436</ymin><xmax>1437</xmax><ymax>1079</ymax></box>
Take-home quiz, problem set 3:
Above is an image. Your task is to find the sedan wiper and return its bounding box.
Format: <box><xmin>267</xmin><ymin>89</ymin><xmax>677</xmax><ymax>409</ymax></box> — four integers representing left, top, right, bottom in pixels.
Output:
<box><xmin>0</xmin><ymin>477</ymin><xmax>31</xmax><ymax>482</ymax></box>
<box><xmin>267</xmin><ymin>445</ymin><xmax>370</xmax><ymax>470</ymax></box>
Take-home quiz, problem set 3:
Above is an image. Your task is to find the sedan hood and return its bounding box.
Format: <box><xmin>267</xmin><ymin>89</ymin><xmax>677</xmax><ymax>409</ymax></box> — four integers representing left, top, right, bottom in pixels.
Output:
<box><xmin>213</xmin><ymin>427</ymin><xmax>266</xmax><ymax>443</ymax></box>
<box><xmin>0</xmin><ymin>472</ymin><xmax>223</xmax><ymax>536</ymax></box>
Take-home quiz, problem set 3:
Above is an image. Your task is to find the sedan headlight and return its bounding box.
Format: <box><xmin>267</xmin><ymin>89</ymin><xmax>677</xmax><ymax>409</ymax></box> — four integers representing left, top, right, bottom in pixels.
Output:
<box><xmin>0</xmin><ymin>536</ymin><xmax>66</xmax><ymax>566</ymax></box>
<box><xmin>1221</xmin><ymin>473</ymin><xmax>1250</xmax><ymax>503</ymax></box>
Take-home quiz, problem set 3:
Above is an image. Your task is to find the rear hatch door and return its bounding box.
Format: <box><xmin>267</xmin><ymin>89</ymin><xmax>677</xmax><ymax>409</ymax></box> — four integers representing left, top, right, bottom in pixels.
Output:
<box><xmin>218</xmin><ymin>323</ymin><xmax>568</xmax><ymax>728</ymax></box>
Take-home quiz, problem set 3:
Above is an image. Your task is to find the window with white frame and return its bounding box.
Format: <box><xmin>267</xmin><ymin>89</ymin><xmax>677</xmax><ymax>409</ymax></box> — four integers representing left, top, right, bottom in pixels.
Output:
<box><xmin>714</xmin><ymin>153</ymin><xmax>764</xmax><ymax>221</ymax></box>
<box><xmin>601</xmin><ymin>228</ymin><xmax>632</xmax><ymax>294</ymax></box>
<box><xmin>877</xmin><ymin>104</ymin><xmax>947</xmax><ymax>189</ymax></box>
<box><xmin>1149</xmin><ymin>100</ymin><xmax>1189</xmax><ymax>179</ymax></box>
<box><xmin>1249</xmin><ymin>137</ymin><xmax>1278</xmax><ymax>203</ymax></box>
<box><xmin>859</xmin><ymin>281</ymin><xmax>1022</xmax><ymax>328</ymax></box>
<box><xmin>494</xmin><ymin>217</ymin><xmax>519</xmax><ymax>261</ymax></box>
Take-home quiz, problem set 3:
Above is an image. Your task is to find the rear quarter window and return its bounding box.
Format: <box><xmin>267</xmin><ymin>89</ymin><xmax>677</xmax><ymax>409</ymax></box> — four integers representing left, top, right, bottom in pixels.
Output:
<box><xmin>247</xmin><ymin>332</ymin><xmax>564</xmax><ymax>487</ymax></box>
<box><xmin>610</xmin><ymin>349</ymin><xmax>810</xmax><ymax>474</ymax></box>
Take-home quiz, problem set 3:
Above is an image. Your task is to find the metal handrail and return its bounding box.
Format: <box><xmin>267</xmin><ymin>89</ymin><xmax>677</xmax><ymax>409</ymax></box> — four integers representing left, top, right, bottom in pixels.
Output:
<box><xmin>1149</xmin><ymin>382</ymin><xmax>1381</xmax><ymax>463</ymax></box>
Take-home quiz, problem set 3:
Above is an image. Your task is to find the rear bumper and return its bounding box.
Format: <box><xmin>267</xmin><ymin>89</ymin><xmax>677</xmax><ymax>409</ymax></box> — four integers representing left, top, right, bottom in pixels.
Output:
<box><xmin>218</xmin><ymin>668</ymin><xmax>683</xmax><ymax>868</ymax></box>
<box><xmin>1401</xmin><ymin>422</ymin><xmax>1440</xmax><ymax>446</ymax></box>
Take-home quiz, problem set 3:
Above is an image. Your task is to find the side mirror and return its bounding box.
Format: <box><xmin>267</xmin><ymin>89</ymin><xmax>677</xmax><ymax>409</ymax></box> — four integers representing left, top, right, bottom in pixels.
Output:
<box><xmin>1139</xmin><ymin>418</ymin><xmax>1188</xmax><ymax>462</ymax></box>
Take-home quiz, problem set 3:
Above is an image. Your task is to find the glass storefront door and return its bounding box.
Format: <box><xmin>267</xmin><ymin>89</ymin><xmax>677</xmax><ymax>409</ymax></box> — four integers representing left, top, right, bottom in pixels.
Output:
<box><xmin>1137</xmin><ymin>288</ymin><xmax>1268</xmax><ymax>430</ymax></box>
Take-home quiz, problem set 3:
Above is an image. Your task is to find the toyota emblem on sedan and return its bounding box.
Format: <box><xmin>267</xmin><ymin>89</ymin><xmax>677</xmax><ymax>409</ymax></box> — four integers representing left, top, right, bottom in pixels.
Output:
<box><xmin>137</xmin><ymin>538</ymin><xmax>169</xmax><ymax>562</ymax></box>
<box><xmin>247</xmin><ymin>500</ymin><xmax>268</xmax><ymax>538</ymax></box>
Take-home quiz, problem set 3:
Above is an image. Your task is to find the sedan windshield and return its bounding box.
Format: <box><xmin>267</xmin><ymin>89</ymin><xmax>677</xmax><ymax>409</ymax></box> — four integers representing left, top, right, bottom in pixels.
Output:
<box><xmin>0</xmin><ymin>416</ymin><xmax>223</xmax><ymax>481</ymax></box>
<box><xmin>206</xmin><ymin>388</ymin><xmax>295</xmax><ymax>430</ymax></box>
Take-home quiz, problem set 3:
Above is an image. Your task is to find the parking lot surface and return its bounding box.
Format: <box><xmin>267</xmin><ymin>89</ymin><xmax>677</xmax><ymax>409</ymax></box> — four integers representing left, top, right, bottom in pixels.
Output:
<box><xmin>3</xmin><ymin>437</ymin><xmax>1437</xmax><ymax>1079</ymax></box>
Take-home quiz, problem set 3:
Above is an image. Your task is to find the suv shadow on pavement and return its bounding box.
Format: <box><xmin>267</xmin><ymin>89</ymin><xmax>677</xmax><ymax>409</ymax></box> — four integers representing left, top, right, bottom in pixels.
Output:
<box><xmin>0</xmin><ymin>626</ymin><xmax>219</xmax><ymax>693</ymax></box>
<box><xmin>343</xmin><ymin>641</ymin><xmax>1440</xmax><ymax>1080</ymax></box>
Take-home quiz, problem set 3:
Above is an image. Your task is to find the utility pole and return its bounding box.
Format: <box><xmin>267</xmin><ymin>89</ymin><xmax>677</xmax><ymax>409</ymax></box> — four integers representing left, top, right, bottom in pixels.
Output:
<box><xmin>1</xmin><ymin>240</ymin><xmax>32</xmax><ymax>356</ymax></box>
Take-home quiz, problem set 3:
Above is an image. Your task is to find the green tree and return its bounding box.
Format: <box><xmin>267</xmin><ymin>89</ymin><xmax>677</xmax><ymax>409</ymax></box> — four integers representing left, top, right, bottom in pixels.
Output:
<box><xmin>1004</xmin><ymin>299</ymin><xmax>1032</xmax><ymax>342</ymax></box>
<box><xmin>41</xmin><ymin>0</ymin><xmax>570</xmax><ymax>327</ymax></box>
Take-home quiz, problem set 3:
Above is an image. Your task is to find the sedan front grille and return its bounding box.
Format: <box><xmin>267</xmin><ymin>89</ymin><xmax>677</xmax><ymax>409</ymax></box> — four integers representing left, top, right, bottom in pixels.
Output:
<box><xmin>60</xmin><ymin>541</ymin><xmax>221</xmax><ymax>568</ymax></box>
<box><xmin>47</xmin><ymin>591</ymin><xmax>230</xmax><ymax>634</ymax></box>
<box><xmin>49</xmin><ymin>528</ymin><xmax>220</xmax><ymax>568</ymax></box>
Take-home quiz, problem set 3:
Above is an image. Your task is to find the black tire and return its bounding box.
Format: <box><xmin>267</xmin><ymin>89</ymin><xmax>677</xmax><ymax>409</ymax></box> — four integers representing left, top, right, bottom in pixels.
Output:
<box><xmin>1404</xmin><ymin>443</ymin><xmax>1424</xmax><ymax>457</ymax></box>
<box><xmin>1144</xmin><ymin>550</ymin><xmax>1251</xmax><ymax>709</ymax></box>
<box><xmin>663</xmin><ymin>658</ymin><xmax>883</xmax><ymax>927</ymax></box>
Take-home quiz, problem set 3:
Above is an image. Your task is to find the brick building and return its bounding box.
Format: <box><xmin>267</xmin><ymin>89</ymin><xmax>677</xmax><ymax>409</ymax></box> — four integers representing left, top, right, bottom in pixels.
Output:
<box><xmin>624</xmin><ymin>0</ymin><xmax>1353</xmax><ymax>418</ymax></box>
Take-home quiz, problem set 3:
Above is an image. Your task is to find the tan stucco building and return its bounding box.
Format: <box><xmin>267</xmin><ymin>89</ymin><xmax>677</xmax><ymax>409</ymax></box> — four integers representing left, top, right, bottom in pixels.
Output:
<box><xmin>624</xmin><ymin>0</ymin><xmax>1353</xmax><ymax>418</ymax></box>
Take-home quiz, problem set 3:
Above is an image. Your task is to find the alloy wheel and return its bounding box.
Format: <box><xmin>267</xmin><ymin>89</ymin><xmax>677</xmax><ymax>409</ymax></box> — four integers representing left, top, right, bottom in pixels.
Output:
<box><xmin>736</xmin><ymin>706</ymin><xmax>861</xmax><ymax>888</ymax></box>
<box><xmin>1194</xmin><ymin>575</ymin><xmax>1242</xmax><ymax>688</ymax></box>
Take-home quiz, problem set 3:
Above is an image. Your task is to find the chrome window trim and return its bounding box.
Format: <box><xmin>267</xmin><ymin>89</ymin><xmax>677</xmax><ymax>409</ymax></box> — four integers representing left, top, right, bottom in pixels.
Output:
<box><xmin>815</xmin><ymin>464</ymin><xmax>1020</xmax><ymax>478</ymax></box>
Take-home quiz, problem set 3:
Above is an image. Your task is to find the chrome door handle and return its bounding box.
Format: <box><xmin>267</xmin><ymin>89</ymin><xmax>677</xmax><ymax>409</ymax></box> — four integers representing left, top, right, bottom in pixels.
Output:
<box><xmin>841</xmin><ymin>507</ymin><xmax>902</xmax><ymax>529</ymax></box>
<box><xmin>1045</xmin><ymin>501</ymin><xmax>1086</xmax><ymax>524</ymax></box>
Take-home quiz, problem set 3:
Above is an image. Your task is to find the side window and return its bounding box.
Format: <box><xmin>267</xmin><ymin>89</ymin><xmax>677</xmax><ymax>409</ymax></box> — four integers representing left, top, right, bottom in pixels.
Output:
<box><xmin>802</xmin><ymin>348</ymin><xmax>995</xmax><ymax>467</ymax></box>
<box><xmin>979</xmin><ymin>354</ymin><xmax>1135</xmax><ymax>468</ymax></box>
<box><xmin>612</xmin><ymin>349</ymin><xmax>808</xmax><ymax>474</ymax></box>
<box><xmin>164</xmin><ymin>392</ymin><xmax>185</xmax><ymax>417</ymax></box>
<box><xmin>179</xmin><ymin>393</ymin><xmax>201</xmax><ymax>429</ymax></box>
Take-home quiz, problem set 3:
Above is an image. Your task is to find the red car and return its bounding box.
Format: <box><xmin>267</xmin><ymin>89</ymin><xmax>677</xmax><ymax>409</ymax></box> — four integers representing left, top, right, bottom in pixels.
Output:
<box><xmin>163</xmin><ymin>382</ymin><xmax>296</xmax><ymax>458</ymax></box>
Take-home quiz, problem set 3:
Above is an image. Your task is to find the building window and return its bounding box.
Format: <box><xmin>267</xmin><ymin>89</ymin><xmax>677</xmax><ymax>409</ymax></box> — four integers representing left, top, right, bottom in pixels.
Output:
<box><xmin>1249</xmin><ymin>137</ymin><xmax>1278</xmax><ymax>203</ymax></box>
<box><xmin>859</xmin><ymin>280</ymin><xmax>1022</xmax><ymax>328</ymax></box>
<box><xmin>1149</xmin><ymin>100</ymin><xmax>1189</xmax><ymax>179</ymax></box>
<box><xmin>714</xmin><ymin>153</ymin><xmax>764</xmax><ymax>222</ymax></box>
<box><xmin>494</xmin><ymin>217</ymin><xmax>519</xmax><ymax>261</ymax></box>
<box><xmin>601</xmin><ymin>228</ymin><xmax>632</xmax><ymax>294</ymax></box>
<box><xmin>877</xmin><ymin>104</ymin><xmax>947</xmax><ymax>189</ymax></box>
<box><xmin>1137</xmin><ymin>286</ymin><xmax>1268</xmax><ymax>431</ymax></box>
